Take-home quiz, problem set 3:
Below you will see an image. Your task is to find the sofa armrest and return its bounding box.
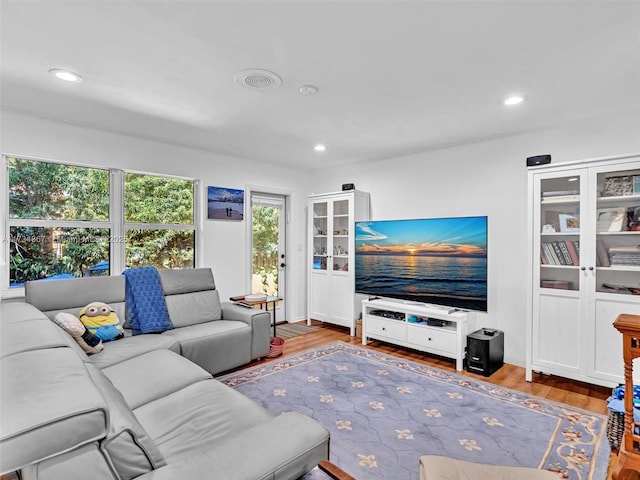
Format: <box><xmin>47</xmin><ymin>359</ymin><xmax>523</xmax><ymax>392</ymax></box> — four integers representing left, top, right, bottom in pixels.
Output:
<box><xmin>135</xmin><ymin>411</ymin><xmax>329</xmax><ymax>480</ymax></box>
<box><xmin>221</xmin><ymin>302</ymin><xmax>270</xmax><ymax>359</ymax></box>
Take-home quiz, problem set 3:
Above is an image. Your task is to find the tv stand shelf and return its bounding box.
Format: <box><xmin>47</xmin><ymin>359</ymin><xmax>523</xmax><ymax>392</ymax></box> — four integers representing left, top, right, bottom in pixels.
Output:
<box><xmin>362</xmin><ymin>299</ymin><xmax>475</xmax><ymax>371</ymax></box>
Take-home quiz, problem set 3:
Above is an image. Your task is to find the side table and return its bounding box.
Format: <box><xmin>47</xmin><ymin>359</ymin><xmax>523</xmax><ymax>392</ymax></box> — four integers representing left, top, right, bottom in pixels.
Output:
<box><xmin>230</xmin><ymin>295</ymin><xmax>283</xmax><ymax>338</ymax></box>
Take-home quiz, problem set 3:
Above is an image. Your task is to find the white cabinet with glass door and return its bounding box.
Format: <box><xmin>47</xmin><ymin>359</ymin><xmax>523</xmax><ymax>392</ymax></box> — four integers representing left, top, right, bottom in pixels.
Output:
<box><xmin>308</xmin><ymin>190</ymin><xmax>369</xmax><ymax>335</ymax></box>
<box><xmin>527</xmin><ymin>153</ymin><xmax>640</xmax><ymax>387</ymax></box>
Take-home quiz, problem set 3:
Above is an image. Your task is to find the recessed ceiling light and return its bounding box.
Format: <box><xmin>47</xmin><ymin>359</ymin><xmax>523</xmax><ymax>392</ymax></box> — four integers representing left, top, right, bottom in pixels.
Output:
<box><xmin>504</xmin><ymin>95</ymin><xmax>526</xmax><ymax>106</ymax></box>
<box><xmin>314</xmin><ymin>144</ymin><xmax>326</xmax><ymax>152</ymax></box>
<box><xmin>49</xmin><ymin>69</ymin><xmax>83</xmax><ymax>83</ymax></box>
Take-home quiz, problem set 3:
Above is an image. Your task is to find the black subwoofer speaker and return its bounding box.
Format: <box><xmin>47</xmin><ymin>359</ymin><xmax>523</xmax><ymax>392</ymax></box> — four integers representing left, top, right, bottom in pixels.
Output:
<box><xmin>466</xmin><ymin>328</ymin><xmax>504</xmax><ymax>377</ymax></box>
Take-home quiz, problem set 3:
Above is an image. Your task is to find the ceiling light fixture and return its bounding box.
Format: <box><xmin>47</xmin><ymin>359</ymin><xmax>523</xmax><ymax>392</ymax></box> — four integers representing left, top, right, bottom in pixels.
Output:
<box><xmin>504</xmin><ymin>95</ymin><xmax>526</xmax><ymax>106</ymax></box>
<box><xmin>299</xmin><ymin>85</ymin><xmax>318</xmax><ymax>95</ymax></box>
<box><xmin>314</xmin><ymin>144</ymin><xmax>326</xmax><ymax>152</ymax></box>
<box><xmin>49</xmin><ymin>69</ymin><xmax>83</xmax><ymax>83</ymax></box>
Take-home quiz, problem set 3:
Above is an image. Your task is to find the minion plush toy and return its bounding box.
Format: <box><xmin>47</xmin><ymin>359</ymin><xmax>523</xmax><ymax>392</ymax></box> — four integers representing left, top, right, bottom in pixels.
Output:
<box><xmin>79</xmin><ymin>302</ymin><xmax>124</xmax><ymax>342</ymax></box>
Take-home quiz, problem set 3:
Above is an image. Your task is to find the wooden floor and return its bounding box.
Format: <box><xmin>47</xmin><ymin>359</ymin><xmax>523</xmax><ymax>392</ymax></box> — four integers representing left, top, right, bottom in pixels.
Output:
<box><xmin>241</xmin><ymin>320</ymin><xmax>617</xmax><ymax>479</ymax></box>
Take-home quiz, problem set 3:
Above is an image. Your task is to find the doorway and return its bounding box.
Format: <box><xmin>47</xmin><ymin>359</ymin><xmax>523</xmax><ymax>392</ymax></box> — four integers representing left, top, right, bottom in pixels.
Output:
<box><xmin>249</xmin><ymin>191</ymin><xmax>287</xmax><ymax>323</ymax></box>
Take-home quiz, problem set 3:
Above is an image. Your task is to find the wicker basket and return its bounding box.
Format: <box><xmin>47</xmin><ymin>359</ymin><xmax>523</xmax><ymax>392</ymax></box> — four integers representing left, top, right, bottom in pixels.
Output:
<box><xmin>607</xmin><ymin>410</ymin><xmax>625</xmax><ymax>451</ymax></box>
<box><xmin>268</xmin><ymin>336</ymin><xmax>285</xmax><ymax>358</ymax></box>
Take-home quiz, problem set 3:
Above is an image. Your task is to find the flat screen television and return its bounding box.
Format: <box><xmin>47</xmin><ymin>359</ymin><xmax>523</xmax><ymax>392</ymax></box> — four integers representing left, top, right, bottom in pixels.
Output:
<box><xmin>355</xmin><ymin>216</ymin><xmax>488</xmax><ymax>312</ymax></box>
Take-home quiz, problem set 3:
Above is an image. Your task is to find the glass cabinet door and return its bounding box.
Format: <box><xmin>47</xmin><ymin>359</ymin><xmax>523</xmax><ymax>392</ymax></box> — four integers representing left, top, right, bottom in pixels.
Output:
<box><xmin>312</xmin><ymin>201</ymin><xmax>328</xmax><ymax>271</ymax></box>
<box><xmin>538</xmin><ymin>174</ymin><xmax>583</xmax><ymax>292</ymax></box>
<box><xmin>593</xmin><ymin>166</ymin><xmax>640</xmax><ymax>296</ymax></box>
<box><xmin>331</xmin><ymin>198</ymin><xmax>350</xmax><ymax>272</ymax></box>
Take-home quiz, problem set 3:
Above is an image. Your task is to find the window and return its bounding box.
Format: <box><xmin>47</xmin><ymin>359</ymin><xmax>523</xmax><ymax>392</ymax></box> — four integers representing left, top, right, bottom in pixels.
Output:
<box><xmin>124</xmin><ymin>173</ymin><xmax>195</xmax><ymax>269</ymax></box>
<box><xmin>4</xmin><ymin>156</ymin><xmax>197</xmax><ymax>289</ymax></box>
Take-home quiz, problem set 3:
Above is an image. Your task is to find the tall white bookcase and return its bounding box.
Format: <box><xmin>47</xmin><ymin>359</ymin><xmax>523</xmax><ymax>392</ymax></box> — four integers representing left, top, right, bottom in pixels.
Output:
<box><xmin>527</xmin><ymin>153</ymin><xmax>640</xmax><ymax>387</ymax></box>
<box><xmin>307</xmin><ymin>190</ymin><xmax>370</xmax><ymax>335</ymax></box>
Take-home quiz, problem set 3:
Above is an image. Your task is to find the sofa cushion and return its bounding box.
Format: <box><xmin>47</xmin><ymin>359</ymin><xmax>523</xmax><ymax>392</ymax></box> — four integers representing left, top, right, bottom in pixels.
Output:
<box><xmin>131</xmin><ymin>412</ymin><xmax>330</xmax><ymax>480</ymax></box>
<box><xmin>159</xmin><ymin>268</ymin><xmax>216</xmax><ymax>295</ymax></box>
<box><xmin>164</xmin><ymin>290</ymin><xmax>222</xmax><ymax>327</ymax></box>
<box><xmin>102</xmin><ymin>350</ymin><xmax>212</xmax><ymax>410</ymax></box>
<box><xmin>86</xmin><ymin>364</ymin><xmax>166</xmax><ymax>480</ymax></box>
<box><xmin>160</xmin><ymin>268</ymin><xmax>222</xmax><ymax>328</ymax></box>
<box><xmin>20</xmin><ymin>443</ymin><xmax>118</xmax><ymax>480</ymax></box>
<box><xmin>133</xmin><ymin>378</ymin><xmax>274</xmax><ymax>463</ymax></box>
<box><xmin>162</xmin><ymin>320</ymin><xmax>251</xmax><ymax>374</ymax></box>
<box><xmin>89</xmin><ymin>334</ymin><xmax>180</xmax><ymax>370</ymax></box>
<box><xmin>419</xmin><ymin>455</ymin><xmax>558</xmax><ymax>480</ymax></box>
<box><xmin>0</xmin><ymin>301</ymin><xmax>49</xmax><ymax>324</ymax></box>
<box><xmin>26</xmin><ymin>275</ymin><xmax>127</xmax><ymax>327</ymax></box>
<box><xmin>0</xmin><ymin>315</ymin><xmax>74</xmax><ymax>358</ymax></box>
<box><xmin>0</xmin><ymin>349</ymin><xmax>108</xmax><ymax>473</ymax></box>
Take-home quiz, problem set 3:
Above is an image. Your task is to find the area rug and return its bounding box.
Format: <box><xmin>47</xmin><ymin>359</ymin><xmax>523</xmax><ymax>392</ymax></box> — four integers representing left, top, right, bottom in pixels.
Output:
<box><xmin>275</xmin><ymin>322</ymin><xmax>319</xmax><ymax>340</ymax></box>
<box><xmin>220</xmin><ymin>341</ymin><xmax>610</xmax><ymax>480</ymax></box>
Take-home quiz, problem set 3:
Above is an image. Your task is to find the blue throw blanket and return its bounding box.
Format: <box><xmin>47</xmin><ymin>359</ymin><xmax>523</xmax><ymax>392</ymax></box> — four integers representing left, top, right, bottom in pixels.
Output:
<box><xmin>123</xmin><ymin>266</ymin><xmax>173</xmax><ymax>335</ymax></box>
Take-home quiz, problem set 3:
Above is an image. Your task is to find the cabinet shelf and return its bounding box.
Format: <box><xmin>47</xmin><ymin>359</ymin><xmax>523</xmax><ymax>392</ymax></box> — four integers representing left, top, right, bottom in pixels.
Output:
<box><xmin>597</xmin><ymin>231</ymin><xmax>640</xmax><ymax>236</ymax></box>
<box><xmin>540</xmin><ymin>264</ymin><xmax>580</xmax><ymax>269</ymax></box>
<box><xmin>540</xmin><ymin>198</ymin><xmax>580</xmax><ymax>205</ymax></box>
<box><xmin>598</xmin><ymin>265</ymin><xmax>640</xmax><ymax>272</ymax></box>
<box><xmin>541</xmin><ymin>232</ymin><xmax>580</xmax><ymax>237</ymax></box>
<box><xmin>597</xmin><ymin>194</ymin><xmax>640</xmax><ymax>204</ymax></box>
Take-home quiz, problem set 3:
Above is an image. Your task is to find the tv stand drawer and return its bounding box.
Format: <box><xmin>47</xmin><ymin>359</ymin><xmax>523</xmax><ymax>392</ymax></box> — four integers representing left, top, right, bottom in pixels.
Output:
<box><xmin>407</xmin><ymin>324</ymin><xmax>456</xmax><ymax>355</ymax></box>
<box><xmin>365</xmin><ymin>316</ymin><xmax>405</xmax><ymax>342</ymax></box>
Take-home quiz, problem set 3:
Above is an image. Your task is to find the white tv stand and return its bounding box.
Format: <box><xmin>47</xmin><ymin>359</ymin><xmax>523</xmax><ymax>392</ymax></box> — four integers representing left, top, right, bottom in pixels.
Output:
<box><xmin>361</xmin><ymin>298</ymin><xmax>475</xmax><ymax>371</ymax></box>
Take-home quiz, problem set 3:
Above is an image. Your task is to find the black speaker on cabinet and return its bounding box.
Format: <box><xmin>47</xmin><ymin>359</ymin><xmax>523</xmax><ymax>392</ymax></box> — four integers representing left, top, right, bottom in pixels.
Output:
<box><xmin>526</xmin><ymin>154</ymin><xmax>551</xmax><ymax>167</ymax></box>
<box><xmin>466</xmin><ymin>328</ymin><xmax>504</xmax><ymax>377</ymax></box>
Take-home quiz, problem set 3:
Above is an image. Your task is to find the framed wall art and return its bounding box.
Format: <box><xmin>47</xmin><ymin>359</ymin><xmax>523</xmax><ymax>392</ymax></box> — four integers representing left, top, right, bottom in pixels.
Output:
<box><xmin>207</xmin><ymin>186</ymin><xmax>244</xmax><ymax>220</ymax></box>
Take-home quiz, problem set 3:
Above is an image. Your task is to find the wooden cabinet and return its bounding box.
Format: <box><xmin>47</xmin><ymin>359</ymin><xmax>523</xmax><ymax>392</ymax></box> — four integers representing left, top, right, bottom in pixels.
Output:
<box><xmin>527</xmin><ymin>154</ymin><xmax>640</xmax><ymax>387</ymax></box>
<box><xmin>307</xmin><ymin>190</ymin><xmax>369</xmax><ymax>335</ymax></box>
<box><xmin>361</xmin><ymin>298</ymin><xmax>475</xmax><ymax>371</ymax></box>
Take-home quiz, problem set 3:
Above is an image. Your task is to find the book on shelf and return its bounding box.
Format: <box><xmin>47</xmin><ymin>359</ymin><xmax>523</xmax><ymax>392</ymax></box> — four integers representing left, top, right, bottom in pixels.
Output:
<box><xmin>558</xmin><ymin>241</ymin><xmax>573</xmax><ymax>265</ymax></box>
<box><xmin>602</xmin><ymin>282</ymin><xmax>640</xmax><ymax>295</ymax></box>
<box><xmin>551</xmin><ymin>242</ymin><xmax>567</xmax><ymax>265</ymax></box>
<box><xmin>540</xmin><ymin>240</ymin><xmax>580</xmax><ymax>266</ymax></box>
<box><xmin>541</xmin><ymin>279</ymin><xmax>572</xmax><ymax>289</ymax></box>
<box><xmin>596</xmin><ymin>239</ymin><xmax>611</xmax><ymax>267</ymax></box>
<box><xmin>565</xmin><ymin>240</ymin><xmax>580</xmax><ymax>265</ymax></box>
<box><xmin>608</xmin><ymin>245</ymin><xmax>640</xmax><ymax>266</ymax></box>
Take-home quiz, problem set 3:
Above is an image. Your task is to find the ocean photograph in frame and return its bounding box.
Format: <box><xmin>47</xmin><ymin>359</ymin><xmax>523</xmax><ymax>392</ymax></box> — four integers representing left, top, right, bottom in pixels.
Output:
<box><xmin>207</xmin><ymin>186</ymin><xmax>244</xmax><ymax>220</ymax></box>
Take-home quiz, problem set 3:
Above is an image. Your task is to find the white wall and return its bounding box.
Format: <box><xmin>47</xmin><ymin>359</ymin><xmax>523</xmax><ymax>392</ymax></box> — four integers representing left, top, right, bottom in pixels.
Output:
<box><xmin>310</xmin><ymin>110</ymin><xmax>640</xmax><ymax>366</ymax></box>
<box><xmin>3</xmin><ymin>108</ymin><xmax>639</xmax><ymax>367</ymax></box>
<box><xmin>0</xmin><ymin>110</ymin><xmax>312</xmax><ymax>320</ymax></box>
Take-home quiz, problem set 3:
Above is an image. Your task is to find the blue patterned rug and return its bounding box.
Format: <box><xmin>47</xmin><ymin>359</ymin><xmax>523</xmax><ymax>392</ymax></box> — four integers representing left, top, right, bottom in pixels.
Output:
<box><xmin>220</xmin><ymin>341</ymin><xmax>609</xmax><ymax>480</ymax></box>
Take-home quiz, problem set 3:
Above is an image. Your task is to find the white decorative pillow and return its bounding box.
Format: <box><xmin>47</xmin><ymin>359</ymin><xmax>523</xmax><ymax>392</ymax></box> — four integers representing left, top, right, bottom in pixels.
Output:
<box><xmin>54</xmin><ymin>312</ymin><xmax>104</xmax><ymax>354</ymax></box>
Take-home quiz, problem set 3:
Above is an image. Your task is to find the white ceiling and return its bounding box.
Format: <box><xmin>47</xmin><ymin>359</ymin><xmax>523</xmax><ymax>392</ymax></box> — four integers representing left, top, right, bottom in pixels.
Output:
<box><xmin>1</xmin><ymin>1</ymin><xmax>639</xmax><ymax>169</ymax></box>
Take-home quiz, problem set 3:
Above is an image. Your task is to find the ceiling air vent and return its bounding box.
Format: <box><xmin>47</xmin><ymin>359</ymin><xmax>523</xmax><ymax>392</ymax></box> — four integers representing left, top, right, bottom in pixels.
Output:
<box><xmin>234</xmin><ymin>69</ymin><xmax>282</xmax><ymax>90</ymax></box>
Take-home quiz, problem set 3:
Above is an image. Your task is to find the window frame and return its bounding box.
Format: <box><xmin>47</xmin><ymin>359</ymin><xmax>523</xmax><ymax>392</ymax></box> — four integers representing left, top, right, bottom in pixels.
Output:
<box><xmin>1</xmin><ymin>155</ymin><xmax>199</xmax><ymax>298</ymax></box>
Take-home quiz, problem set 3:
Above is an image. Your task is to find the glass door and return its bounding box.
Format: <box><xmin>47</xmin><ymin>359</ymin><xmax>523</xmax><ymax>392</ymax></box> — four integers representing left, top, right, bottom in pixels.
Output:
<box><xmin>312</xmin><ymin>200</ymin><xmax>329</xmax><ymax>271</ymax></box>
<box><xmin>537</xmin><ymin>173</ymin><xmax>584</xmax><ymax>292</ymax></box>
<box><xmin>250</xmin><ymin>192</ymin><xmax>286</xmax><ymax>322</ymax></box>
<box><xmin>592</xmin><ymin>166</ymin><xmax>640</xmax><ymax>295</ymax></box>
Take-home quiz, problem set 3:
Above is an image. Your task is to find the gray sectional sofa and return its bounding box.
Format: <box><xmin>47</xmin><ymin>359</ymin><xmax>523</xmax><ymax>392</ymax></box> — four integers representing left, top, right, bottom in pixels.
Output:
<box><xmin>0</xmin><ymin>268</ymin><xmax>330</xmax><ymax>479</ymax></box>
<box><xmin>25</xmin><ymin>268</ymin><xmax>271</xmax><ymax>374</ymax></box>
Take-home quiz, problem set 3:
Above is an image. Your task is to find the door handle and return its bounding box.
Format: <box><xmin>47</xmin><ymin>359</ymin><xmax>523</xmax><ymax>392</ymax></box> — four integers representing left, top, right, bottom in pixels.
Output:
<box><xmin>280</xmin><ymin>263</ymin><xmax>286</xmax><ymax>268</ymax></box>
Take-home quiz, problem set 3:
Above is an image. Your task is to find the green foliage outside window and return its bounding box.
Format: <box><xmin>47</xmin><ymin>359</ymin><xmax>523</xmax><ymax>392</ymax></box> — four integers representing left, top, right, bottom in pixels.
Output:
<box><xmin>7</xmin><ymin>158</ymin><xmax>195</xmax><ymax>286</ymax></box>
<box><xmin>252</xmin><ymin>205</ymin><xmax>279</xmax><ymax>295</ymax></box>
